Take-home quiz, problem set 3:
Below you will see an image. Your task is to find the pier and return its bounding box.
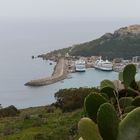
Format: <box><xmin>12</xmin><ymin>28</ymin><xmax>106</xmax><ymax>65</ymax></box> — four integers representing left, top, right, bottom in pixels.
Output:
<box><xmin>25</xmin><ymin>58</ymin><xmax>68</xmax><ymax>86</ymax></box>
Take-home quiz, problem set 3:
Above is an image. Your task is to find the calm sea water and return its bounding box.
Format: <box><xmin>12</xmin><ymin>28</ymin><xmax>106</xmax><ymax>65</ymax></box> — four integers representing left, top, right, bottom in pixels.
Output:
<box><xmin>0</xmin><ymin>18</ymin><xmax>140</xmax><ymax>108</ymax></box>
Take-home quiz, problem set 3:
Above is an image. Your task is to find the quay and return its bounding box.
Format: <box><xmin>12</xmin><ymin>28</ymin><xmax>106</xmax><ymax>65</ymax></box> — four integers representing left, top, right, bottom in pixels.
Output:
<box><xmin>25</xmin><ymin>58</ymin><xmax>68</xmax><ymax>86</ymax></box>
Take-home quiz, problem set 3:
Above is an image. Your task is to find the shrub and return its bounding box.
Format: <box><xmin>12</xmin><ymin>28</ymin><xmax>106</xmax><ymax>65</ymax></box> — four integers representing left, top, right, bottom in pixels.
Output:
<box><xmin>0</xmin><ymin>105</ymin><xmax>20</xmax><ymax>117</ymax></box>
<box><xmin>54</xmin><ymin>87</ymin><xmax>99</xmax><ymax>112</ymax></box>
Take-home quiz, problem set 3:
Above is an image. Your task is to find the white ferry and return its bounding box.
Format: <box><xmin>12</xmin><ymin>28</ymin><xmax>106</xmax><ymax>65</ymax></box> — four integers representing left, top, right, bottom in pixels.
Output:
<box><xmin>75</xmin><ymin>60</ymin><xmax>86</xmax><ymax>72</ymax></box>
<box><xmin>94</xmin><ymin>57</ymin><xmax>113</xmax><ymax>71</ymax></box>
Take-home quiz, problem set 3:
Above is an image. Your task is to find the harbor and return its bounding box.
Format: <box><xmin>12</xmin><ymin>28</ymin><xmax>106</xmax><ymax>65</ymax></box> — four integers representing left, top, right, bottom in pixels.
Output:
<box><xmin>25</xmin><ymin>55</ymin><xmax>140</xmax><ymax>87</ymax></box>
<box><xmin>66</xmin><ymin>55</ymin><xmax>140</xmax><ymax>73</ymax></box>
<box><xmin>3</xmin><ymin>53</ymin><xmax>140</xmax><ymax>108</ymax></box>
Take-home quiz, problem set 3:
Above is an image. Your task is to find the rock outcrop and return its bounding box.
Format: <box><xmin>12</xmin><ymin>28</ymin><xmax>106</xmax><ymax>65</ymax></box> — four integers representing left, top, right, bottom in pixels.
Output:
<box><xmin>114</xmin><ymin>25</ymin><xmax>140</xmax><ymax>37</ymax></box>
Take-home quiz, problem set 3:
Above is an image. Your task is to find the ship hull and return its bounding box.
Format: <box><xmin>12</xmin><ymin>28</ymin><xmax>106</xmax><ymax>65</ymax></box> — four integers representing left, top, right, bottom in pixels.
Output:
<box><xmin>75</xmin><ymin>69</ymin><xmax>86</xmax><ymax>72</ymax></box>
<box><xmin>94</xmin><ymin>65</ymin><xmax>113</xmax><ymax>71</ymax></box>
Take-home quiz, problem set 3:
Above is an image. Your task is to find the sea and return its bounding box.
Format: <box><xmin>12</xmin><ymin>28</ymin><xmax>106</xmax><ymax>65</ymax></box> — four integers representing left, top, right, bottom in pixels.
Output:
<box><xmin>0</xmin><ymin>18</ymin><xmax>140</xmax><ymax>108</ymax></box>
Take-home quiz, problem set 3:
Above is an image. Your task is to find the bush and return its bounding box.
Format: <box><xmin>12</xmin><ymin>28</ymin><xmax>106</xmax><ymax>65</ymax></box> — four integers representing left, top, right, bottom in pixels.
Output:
<box><xmin>0</xmin><ymin>105</ymin><xmax>20</xmax><ymax>117</ymax></box>
<box><xmin>54</xmin><ymin>87</ymin><xmax>99</xmax><ymax>112</ymax></box>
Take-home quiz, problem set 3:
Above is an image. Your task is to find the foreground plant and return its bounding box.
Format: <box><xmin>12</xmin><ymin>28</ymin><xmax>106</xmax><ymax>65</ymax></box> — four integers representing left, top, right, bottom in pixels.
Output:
<box><xmin>78</xmin><ymin>64</ymin><xmax>140</xmax><ymax>140</ymax></box>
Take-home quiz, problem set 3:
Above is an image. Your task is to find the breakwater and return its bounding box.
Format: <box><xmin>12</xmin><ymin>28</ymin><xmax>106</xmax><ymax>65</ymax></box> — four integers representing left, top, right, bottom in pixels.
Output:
<box><xmin>25</xmin><ymin>58</ymin><xmax>68</xmax><ymax>86</ymax></box>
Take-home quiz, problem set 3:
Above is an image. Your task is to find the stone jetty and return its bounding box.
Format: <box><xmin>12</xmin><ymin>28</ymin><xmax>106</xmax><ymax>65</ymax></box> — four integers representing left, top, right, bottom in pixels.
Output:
<box><xmin>25</xmin><ymin>58</ymin><xmax>68</xmax><ymax>86</ymax></box>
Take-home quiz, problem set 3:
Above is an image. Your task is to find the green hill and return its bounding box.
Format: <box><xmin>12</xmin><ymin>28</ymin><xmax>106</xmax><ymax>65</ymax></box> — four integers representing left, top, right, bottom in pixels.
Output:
<box><xmin>45</xmin><ymin>24</ymin><xmax>140</xmax><ymax>60</ymax></box>
<box><xmin>0</xmin><ymin>87</ymin><xmax>98</xmax><ymax>140</ymax></box>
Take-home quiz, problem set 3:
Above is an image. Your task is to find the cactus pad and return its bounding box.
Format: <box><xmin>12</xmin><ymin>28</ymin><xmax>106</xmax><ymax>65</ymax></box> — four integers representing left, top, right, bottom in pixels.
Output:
<box><xmin>119</xmin><ymin>97</ymin><xmax>133</xmax><ymax>109</ymax></box>
<box><xmin>118</xmin><ymin>107</ymin><xmax>140</xmax><ymax>140</ymax></box>
<box><xmin>78</xmin><ymin>117</ymin><xmax>102</xmax><ymax>140</ymax></box>
<box><xmin>123</xmin><ymin>64</ymin><xmax>136</xmax><ymax>87</ymax></box>
<box><xmin>132</xmin><ymin>96</ymin><xmax>140</xmax><ymax>107</ymax></box>
<box><xmin>84</xmin><ymin>93</ymin><xmax>107</xmax><ymax>122</ymax></box>
<box><xmin>97</xmin><ymin>103</ymin><xmax>119</xmax><ymax>140</ymax></box>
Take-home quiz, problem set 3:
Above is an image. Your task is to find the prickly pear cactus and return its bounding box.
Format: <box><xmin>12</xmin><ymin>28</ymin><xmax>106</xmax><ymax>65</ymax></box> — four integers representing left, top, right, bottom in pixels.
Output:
<box><xmin>78</xmin><ymin>137</ymin><xmax>84</xmax><ymax>140</ymax></box>
<box><xmin>97</xmin><ymin>103</ymin><xmax>119</xmax><ymax>140</ymax></box>
<box><xmin>121</xmin><ymin>113</ymin><xmax>128</xmax><ymax>119</ymax></box>
<box><xmin>78</xmin><ymin>117</ymin><xmax>102</xmax><ymax>140</ymax></box>
<box><xmin>124</xmin><ymin>106</ymin><xmax>136</xmax><ymax>113</ymax></box>
<box><xmin>84</xmin><ymin>93</ymin><xmax>107</xmax><ymax>122</ymax></box>
<box><xmin>132</xmin><ymin>96</ymin><xmax>140</xmax><ymax>107</ymax></box>
<box><xmin>100</xmin><ymin>87</ymin><xmax>115</xmax><ymax>98</ymax></box>
<box><xmin>123</xmin><ymin>64</ymin><xmax>136</xmax><ymax>87</ymax></box>
<box><xmin>100</xmin><ymin>80</ymin><xmax>116</xmax><ymax>90</ymax></box>
<box><xmin>117</xmin><ymin>107</ymin><xmax>140</xmax><ymax>140</ymax></box>
<box><xmin>78</xmin><ymin>64</ymin><xmax>140</xmax><ymax>140</ymax></box>
<box><xmin>127</xmin><ymin>87</ymin><xmax>140</xmax><ymax>97</ymax></box>
<box><xmin>100</xmin><ymin>93</ymin><xmax>109</xmax><ymax>100</ymax></box>
<box><xmin>119</xmin><ymin>97</ymin><xmax>133</xmax><ymax>109</ymax></box>
<box><xmin>100</xmin><ymin>80</ymin><xmax>116</xmax><ymax>97</ymax></box>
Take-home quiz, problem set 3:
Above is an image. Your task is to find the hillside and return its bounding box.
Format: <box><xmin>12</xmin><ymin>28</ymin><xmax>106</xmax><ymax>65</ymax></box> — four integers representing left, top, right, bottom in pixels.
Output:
<box><xmin>0</xmin><ymin>106</ymin><xmax>81</xmax><ymax>140</ymax></box>
<box><xmin>45</xmin><ymin>24</ymin><xmax>140</xmax><ymax>60</ymax></box>
<box><xmin>0</xmin><ymin>87</ymin><xmax>98</xmax><ymax>140</ymax></box>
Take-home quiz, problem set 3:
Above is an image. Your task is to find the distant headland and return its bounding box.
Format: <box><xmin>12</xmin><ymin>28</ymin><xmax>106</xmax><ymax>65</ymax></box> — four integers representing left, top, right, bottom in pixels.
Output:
<box><xmin>41</xmin><ymin>24</ymin><xmax>140</xmax><ymax>60</ymax></box>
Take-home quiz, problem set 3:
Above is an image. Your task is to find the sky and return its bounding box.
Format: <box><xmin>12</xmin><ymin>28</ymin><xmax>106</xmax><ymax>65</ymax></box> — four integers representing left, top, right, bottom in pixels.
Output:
<box><xmin>0</xmin><ymin>0</ymin><xmax>140</xmax><ymax>19</ymax></box>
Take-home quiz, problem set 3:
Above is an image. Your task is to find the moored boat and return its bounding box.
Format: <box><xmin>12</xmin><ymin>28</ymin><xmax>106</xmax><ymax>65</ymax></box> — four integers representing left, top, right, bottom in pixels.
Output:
<box><xmin>75</xmin><ymin>60</ymin><xmax>86</xmax><ymax>72</ymax></box>
<box><xmin>94</xmin><ymin>57</ymin><xmax>113</xmax><ymax>71</ymax></box>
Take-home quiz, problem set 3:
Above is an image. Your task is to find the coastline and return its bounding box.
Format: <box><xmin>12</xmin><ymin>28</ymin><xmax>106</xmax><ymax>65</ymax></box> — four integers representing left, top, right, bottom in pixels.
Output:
<box><xmin>25</xmin><ymin>58</ymin><xmax>68</xmax><ymax>86</ymax></box>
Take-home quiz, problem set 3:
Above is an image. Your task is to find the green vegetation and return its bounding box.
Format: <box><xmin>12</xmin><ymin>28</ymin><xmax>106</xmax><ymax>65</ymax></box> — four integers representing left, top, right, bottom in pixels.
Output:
<box><xmin>84</xmin><ymin>93</ymin><xmax>107</xmax><ymax>122</ymax></box>
<box><xmin>54</xmin><ymin>87</ymin><xmax>99</xmax><ymax>112</ymax></box>
<box><xmin>70</xmin><ymin>35</ymin><xmax>140</xmax><ymax>59</ymax></box>
<box><xmin>0</xmin><ymin>105</ymin><xmax>20</xmax><ymax>118</ymax></box>
<box><xmin>78</xmin><ymin>64</ymin><xmax>140</xmax><ymax>140</ymax></box>
<box><xmin>44</xmin><ymin>25</ymin><xmax>140</xmax><ymax>59</ymax></box>
<box><xmin>97</xmin><ymin>103</ymin><xmax>119</xmax><ymax>140</ymax></box>
<box><xmin>43</xmin><ymin>47</ymin><xmax>72</xmax><ymax>60</ymax></box>
<box><xmin>0</xmin><ymin>87</ymin><xmax>99</xmax><ymax>140</ymax></box>
<box><xmin>78</xmin><ymin>118</ymin><xmax>102</xmax><ymax>140</ymax></box>
<box><xmin>0</xmin><ymin>106</ymin><xmax>81</xmax><ymax>140</ymax></box>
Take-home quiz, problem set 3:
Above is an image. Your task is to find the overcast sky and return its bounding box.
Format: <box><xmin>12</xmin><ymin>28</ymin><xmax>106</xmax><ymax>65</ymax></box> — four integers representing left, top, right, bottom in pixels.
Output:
<box><xmin>0</xmin><ymin>0</ymin><xmax>140</xmax><ymax>19</ymax></box>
